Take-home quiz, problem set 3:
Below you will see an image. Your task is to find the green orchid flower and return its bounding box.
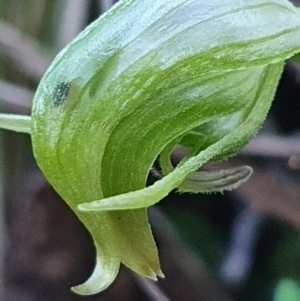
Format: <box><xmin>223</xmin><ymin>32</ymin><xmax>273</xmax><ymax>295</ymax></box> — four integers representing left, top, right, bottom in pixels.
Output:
<box><xmin>1</xmin><ymin>0</ymin><xmax>300</xmax><ymax>296</ymax></box>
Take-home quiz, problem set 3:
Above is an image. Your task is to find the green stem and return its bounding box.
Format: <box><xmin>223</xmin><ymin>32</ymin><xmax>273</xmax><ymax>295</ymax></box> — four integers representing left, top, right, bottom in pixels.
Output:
<box><xmin>0</xmin><ymin>114</ymin><xmax>31</xmax><ymax>134</ymax></box>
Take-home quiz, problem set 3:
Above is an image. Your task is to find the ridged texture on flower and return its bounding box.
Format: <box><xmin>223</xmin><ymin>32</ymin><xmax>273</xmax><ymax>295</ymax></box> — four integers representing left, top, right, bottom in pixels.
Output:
<box><xmin>29</xmin><ymin>0</ymin><xmax>300</xmax><ymax>295</ymax></box>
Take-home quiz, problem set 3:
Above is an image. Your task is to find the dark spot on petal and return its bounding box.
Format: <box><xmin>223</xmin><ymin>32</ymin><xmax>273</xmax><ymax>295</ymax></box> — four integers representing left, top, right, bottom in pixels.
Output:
<box><xmin>53</xmin><ymin>82</ymin><xmax>71</xmax><ymax>107</ymax></box>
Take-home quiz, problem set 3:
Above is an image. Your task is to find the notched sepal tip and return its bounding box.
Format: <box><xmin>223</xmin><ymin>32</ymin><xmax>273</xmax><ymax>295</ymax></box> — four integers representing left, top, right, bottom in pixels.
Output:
<box><xmin>144</xmin><ymin>269</ymin><xmax>164</xmax><ymax>281</ymax></box>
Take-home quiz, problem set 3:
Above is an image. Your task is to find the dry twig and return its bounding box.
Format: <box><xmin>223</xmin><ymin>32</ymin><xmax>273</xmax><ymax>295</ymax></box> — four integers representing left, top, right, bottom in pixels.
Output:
<box><xmin>0</xmin><ymin>80</ymin><xmax>33</xmax><ymax>115</ymax></box>
<box><xmin>0</xmin><ymin>134</ymin><xmax>5</xmax><ymax>301</ymax></box>
<box><xmin>0</xmin><ymin>21</ymin><xmax>52</xmax><ymax>81</ymax></box>
<box><xmin>99</xmin><ymin>0</ymin><xmax>116</xmax><ymax>13</ymax></box>
<box><xmin>132</xmin><ymin>275</ymin><xmax>172</xmax><ymax>301</ymax></box>
<box><xmin>58</xmin><ymin>0</ymin><xmax>89</xmax><ymax>49</ymax></box>
<box><xmin>149</xmin><ymin>208</ymin><xmax>235</xmax><ymax>301</ymax></box>
<box><xmin>241</xmin><ymin>135</ymin><xmax>300</xmax><ymax>159</ymax></box>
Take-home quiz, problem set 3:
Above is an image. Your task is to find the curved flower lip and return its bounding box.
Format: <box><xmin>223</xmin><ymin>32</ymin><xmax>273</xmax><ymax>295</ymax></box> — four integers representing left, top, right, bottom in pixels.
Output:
<box><xmin>77</xmin><ymin>166</ymin><xmax>254</xmax><ymax>212</ymax></box>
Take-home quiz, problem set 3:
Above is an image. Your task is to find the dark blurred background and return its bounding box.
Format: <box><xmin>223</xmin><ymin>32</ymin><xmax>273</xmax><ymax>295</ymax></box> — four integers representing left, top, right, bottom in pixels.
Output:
<box><xmin>1</xmin><ymin>0</ymin><xmax>300</xmax><ymax>300</ymax></box>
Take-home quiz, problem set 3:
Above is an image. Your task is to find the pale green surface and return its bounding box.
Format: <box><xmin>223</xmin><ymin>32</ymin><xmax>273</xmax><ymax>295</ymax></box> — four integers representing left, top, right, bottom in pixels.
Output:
<box><xmin>0</xmin><ymin>114</ymin><xmax>31</xmax><ymax>133</ymax></box>
<box><xmin>274</xmin><ymin>279</ymin><xmax>300</xmax><ymax>301</ymax></box>
<box><xmin>1</xmin><ymin>0</ymin><xmax>300</xmax><ymax>295</ymax></box>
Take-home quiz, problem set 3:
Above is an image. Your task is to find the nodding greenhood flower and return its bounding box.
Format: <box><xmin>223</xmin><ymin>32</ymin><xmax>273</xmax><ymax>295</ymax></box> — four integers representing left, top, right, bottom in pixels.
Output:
<box><xmin>1</xmin><ymin>0</ymin><xmax>300</xmax><ymax>295</ymax></box>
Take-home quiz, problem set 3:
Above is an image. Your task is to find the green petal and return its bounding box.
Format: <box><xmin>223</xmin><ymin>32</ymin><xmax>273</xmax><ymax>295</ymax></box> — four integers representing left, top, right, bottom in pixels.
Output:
<box><xmin>71</xmin><ymin>212</ymin><xmax>120</xmax><ymax>295</ymax></box>
<box><xmin>71</xmin><ymin>240</ymin><xmax>120</xmax><ymax>295</ymax></box>
<box><xmin>178</xmin><ymin>166</ymin><xmax>253</xmax><ymax>194</ymax></box>
<box><xmin>159</xmin><ymin>135</ymin><xmax>252</xmax><ymax>194</ymax></box>
<box><xmin>77</xmin><ymin>63</ymin><xmax>283</xmax><ymax>212</ymax></box>
<box><xmin>109</xmin><ymin>209</ymin><xmax>163</xmax><ymax>279</ymax></box>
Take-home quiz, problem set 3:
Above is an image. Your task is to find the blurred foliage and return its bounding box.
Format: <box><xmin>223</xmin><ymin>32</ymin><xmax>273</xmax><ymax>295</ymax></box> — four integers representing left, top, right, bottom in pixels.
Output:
<box><xmin>274</xmin><ymin>279</ymin><xmax>300</xmax><ymax>301</ymax></box>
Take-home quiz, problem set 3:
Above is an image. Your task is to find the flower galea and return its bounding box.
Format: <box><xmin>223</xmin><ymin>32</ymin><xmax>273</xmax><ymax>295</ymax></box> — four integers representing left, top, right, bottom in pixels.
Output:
<box><xmin>1</xmin><ymin>0</ymin><xmax>300</xmax><ymax>296</ymax></box>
